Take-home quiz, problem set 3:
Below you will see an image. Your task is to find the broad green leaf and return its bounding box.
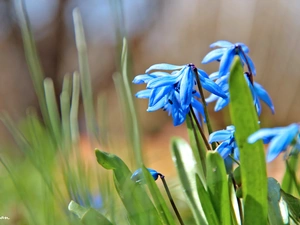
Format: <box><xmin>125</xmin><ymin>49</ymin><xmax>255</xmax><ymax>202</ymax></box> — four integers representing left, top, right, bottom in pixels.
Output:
<box><xmin>185</xmin><ymin>115</ymin><xmax>206</xmax><ymax>180</ymax></box>
<box><xmin>68</xmin><ymin>200</ymin><xmax>113</xmax><ymax>225</ymax></box>
<box><xmin>281</xmin><ymin>189</ymin><xmax>300</xmax><ymax>223</ymax></box>
<box><xmin>95</xmin><ymin>149</ymin><xmax>163</xmax><ymax>225</ymax></box>
<box><xmin>171</xmin><ymin>138</ymin><xmax>207</xmax><ymax>225</ymax></box>
<box><xmin>141</xmin><ymin>166</ymin><xmax>176</xmax><ymax>225</ymax></box>
<box><xmin>267</xmin><ymin>178</ymin><xmax>288</xmax><ymax>225</ymax></box>
<box><xmin>195</xmin><ymin>174</ymin><xmax>220</xmax><ymax>225</ymax></box>
<box><xmin>229</xmin><ymin>57</ymin><xmax>268</xmax><ymax>225</ymax></box>
<box><xmin>206</xmin><ymin>152</ymin><xmax>232</xmax><ymax>225</ymax></box>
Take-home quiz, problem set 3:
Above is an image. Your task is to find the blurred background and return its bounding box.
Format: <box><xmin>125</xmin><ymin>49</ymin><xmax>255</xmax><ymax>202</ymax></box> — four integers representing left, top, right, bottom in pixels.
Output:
<box><xmin>1</xmin><ymin>0</ymin><xmax>300</xmax><ymax>203</ymax></box>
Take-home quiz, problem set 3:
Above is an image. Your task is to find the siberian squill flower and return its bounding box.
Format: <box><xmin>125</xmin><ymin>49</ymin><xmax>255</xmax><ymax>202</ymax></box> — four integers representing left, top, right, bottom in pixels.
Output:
<box><xmin>131</xmin><ymin>168</ymin><xmax>160</xmax><ymax>183</ymax></box>
<box><xmin>208</xmin><ymin>125</ymin><xmax>239</xmax><ymax>160</ymax></box>
<box><xmin>248</xmin><ymin>123</ymin><xmax>300</xmax><ymax>162</ymax></box>
<box><xmin>133</xmin><ymin>63</ymin><xmax>227</xmax><ymax>126</ymax></box>
<box><xmin>206</xmin><ymin>72</ymin><xmax>274</xmax><ymax>115</ymax></box>
<box><xmin>202</xmin><ymin>40</ymin><xmax>256</xmax><ymax>76</ymax></box>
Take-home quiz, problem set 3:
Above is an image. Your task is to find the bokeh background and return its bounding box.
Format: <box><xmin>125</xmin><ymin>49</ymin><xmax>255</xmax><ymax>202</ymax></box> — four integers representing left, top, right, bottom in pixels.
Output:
<box><xmin>1</xmin><ymin>0</ymin><xmax>300</xmax><ymax>190</ymax></box>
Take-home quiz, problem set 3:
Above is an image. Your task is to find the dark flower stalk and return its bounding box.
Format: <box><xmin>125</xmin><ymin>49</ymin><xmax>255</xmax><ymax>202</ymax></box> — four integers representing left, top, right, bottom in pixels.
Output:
<box><xmin>159</xmin><ymin>174</ymin><xmax>185</xmax><ymax>225</ymax></box>
<box><xmin>191</xmin><ymin>66</ymin><xmax>217</xmax><ymax>150</ymax></box>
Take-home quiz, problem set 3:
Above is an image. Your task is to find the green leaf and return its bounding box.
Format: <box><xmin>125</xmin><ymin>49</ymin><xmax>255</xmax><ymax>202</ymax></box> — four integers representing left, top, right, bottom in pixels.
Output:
<box><xmin>281</xmin><ymin>189</ymin><xmax>300</xmax><ymax>223</ymax></box>
<box><xmin>141</xmin><ymin>166</ymin><xmax>176</xmax><ymax>225</ymax></box>
<box><xmin>73</xmin><ymin>8</ymin><xmax>98</xmax><ymax>141</ymax></box>
<box><xmin>95</xmin><ymin>149</ymin><xmax>163</xmax><ymax>225</ymax></box>
<box><xmin>282</xmin><ymin>154</ymin><xmax>300</xmax><ymax>195</ymax></box>
<box><xmin>206</xmin><ymin>152</ymin><xmax>232</xmax><ymax>225</ymax></box>
<box><xmin>68</xmin><ymin>200</ymin><xmax>114</xmax><ymax>225</ymax></box>
<box><xmin>171</xmin><ymin>138</ymin><xmax>207</xmax><ymax>225</ymax></box>
<box><xmin>195</xmin><ymin>174</ymin><xmax>220</xmax><ymax>225</ymax></box>
<box><xmin>229</xmin><ymin>57</ymin><xmax>268</xmax><ymax>225</ymax></box>
<box><xmin>267</xmin><ymin>178</ymin><xmax>288</xmax><ymax>225</ymax></box>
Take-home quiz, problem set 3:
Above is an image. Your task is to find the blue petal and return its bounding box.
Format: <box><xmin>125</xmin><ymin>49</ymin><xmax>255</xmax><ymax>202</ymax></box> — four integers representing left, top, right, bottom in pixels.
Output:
<box><xmin>209</xmin><ymin>130</ymin><xmax>232</xmax><ymax>143</ymax></box>
<box><xmin>191</xmin><ymin>98</ymin><xmax>205</xmax><ymax>118</ymax></box>
<box><xmin>214</xmin><ymin>95</ymin><xmax>230</xmax><ymax>111</ymax></box>
<box><xmin>145</xmin><ymin>63</ymin><xmax>184</xmax><ymax>73</ymax></box>
<box><xmin>245</xmin><ymin>55</ymin><xmax>256</xmax><ymax>75</ymax></box>
<box><xmin>135</xmin><ymin>89</ymin><xmax>151</xmax><ymax>98</ymax></box>
<box><xmin>216</xmin><ymin>142</ymin><xmax>232</xmax><ymax>158</ymax></box>
<box><xmin>209</xmin><ymin>40</ymin><xmax>233</xmax><ymax>48</ymax></box>
<box><xmin>219</xmin><ymin>48</ymin><xmax>235</xmax><ymax>76</ymax></box>
<box><xmin>147</xmin><ymin>74</ymin><xmax>181</xmax><ymax>89</ymax></box>
<box><xmin>197</xmin><ymin>69</ymin><xmax>209</xmax><ymax>78</ymax></box>
<box><xmin>236</xmin><ymin>42</ymin><xmax>249</xmax><ymax>53</ymax></box>
<box><xmin>149</xmin><ymin>86</ymin><xmax>173</xmax><ymax>107</ymax></box>
<box><xmin>206</xmin><ymin>94</ymin><xmax>219</xmax><ymax>103</ymax></box>
<box><xmin>267</xmin><ymin>125</ymin><xmax>297</xmax><ymax>162</ymax></box>
<box><xmin>171</xmin><ymin>96</ymin><xmax>187</xmax><ymax>126</ymax></box>
<box><xmin>254</xmin><ymin>82</ymin><xmax>275</xmax><ymax>114</ymax></box>
<box><xmin>147</xmin><ymin>97</ymin><xmax>166</xmax><ymax>112</ymax></box>
<box><xmin>209</xmin><ymin>72</ymin><xmax>221</xmax><ymax>80</ymax></box>
<box><xmin>201</xmin><ymin>77</ymin><xmax>227</xmax><ymax>98</ymax></box>
<box><xmin>202</xmin><ymin>48</ymin><xmax>226</xmax><ymax>64</ymax></box>
<box><xmin>248</xmin><ymin>127</ymin><xmax>285</xmax><ymax>144</ymax></box>
<box><xmin>130</xmin><ymin>168</ymin><xmax>160</xmax><ymax>183</ymax></box>
<box><xmin>133</xmin><ymin>74</ymin><xmax>157</xmax><ymax>84</ymax></box>
<box><xmin>180</xmin><ymin>67</ymin><xmax>194</xmax><ymax>109</ymax></box>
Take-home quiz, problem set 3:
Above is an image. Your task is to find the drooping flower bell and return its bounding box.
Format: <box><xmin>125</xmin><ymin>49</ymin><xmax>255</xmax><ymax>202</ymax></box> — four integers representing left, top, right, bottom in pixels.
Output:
<box><xmin>248</xmin><ymin>123</ymin><xmax>300</xmax><ymax>162</ymax></box>
<box><xmin>202</xmin><ymin>41</ymin><xmax>256</xmax><ymax>76</ymax></box>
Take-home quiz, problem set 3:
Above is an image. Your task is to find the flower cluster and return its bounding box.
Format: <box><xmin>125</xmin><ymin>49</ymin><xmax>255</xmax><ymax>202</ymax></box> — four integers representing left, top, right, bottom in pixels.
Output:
<box><xmin>133</xmin><ymin>63</ymin><xmax>227</xmax><ymax>126</ymax></box>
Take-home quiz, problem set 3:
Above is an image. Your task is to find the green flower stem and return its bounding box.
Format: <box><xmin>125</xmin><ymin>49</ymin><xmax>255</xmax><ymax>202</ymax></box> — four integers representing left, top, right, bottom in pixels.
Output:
<box><xmin>159</xmin><ymin>174</ymin><xmax>185</xmax><ymax>225</ymax></box>
<box><xmin>192</xmin><ymin>68</ymin><xmax>216</xmax><ymax>149</ymax></box>
<box><xmin>229</xmin><ymin>154</ymin><xmax>240</xmax><ymax>165</ymax></box>
<box><xmin>189</xmin><ymin>106</ymin><xmax>211</xmax><ymax>150</ymax></box>
<box><xmin>188</xmin><ymin>111</ymin><xmax>207</xmax><ymax>176</ymax></box>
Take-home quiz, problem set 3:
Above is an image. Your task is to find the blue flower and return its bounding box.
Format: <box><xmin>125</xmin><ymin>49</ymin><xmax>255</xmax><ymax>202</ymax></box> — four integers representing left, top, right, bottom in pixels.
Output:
<box><xmin>208</xmin><ymin>125</ymin><xmax>239</xmax><ymax>160</ymax></box>
<box><xmin>131</xmin><ymin>168</ymin><xmax>160</xmax><ymax>183</ymax></box>
<box><xmin>133</xmin><ymin>63</ymin><xmax>227</xmax><ymax>126</ymax></box>
<box><xmin>206</xmin><ymin>72</ymin><xmax>274</xmax><ymax>115</ymax></box>
<box><xmin>202</xmin><ymin>40</ymin><xmax>256</xmax><ymax>76</ymax></box>
<box><xmin>248</xmin><ymin>123</ymin><xmax>300</xmax><ymax>162</ymax></box>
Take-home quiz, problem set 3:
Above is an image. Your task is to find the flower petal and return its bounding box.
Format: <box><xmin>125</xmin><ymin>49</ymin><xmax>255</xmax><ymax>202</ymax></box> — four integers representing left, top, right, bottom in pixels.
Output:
<box><xmin>200</xmin><ymin>77</ymin><xmax>227</xmax><ymax>98</ymax></box>
<box><xmin>209</xmin><ymin>72</ymin><xmax>221</xmax><ymax>80</ymax></box>
<box><xmin>216</xmin><ymin>141</ymin><xmax>232</xmax><ymax>158</ymax></box>
<box><xmin>236</xmin><ymin>42</ymin><xmax>249</xmax><ymax>53</ymax></box>
<box><xmin>209</xmin><ymin>40</ymin><xmax>233</xmax><ymax>48</ymax></box>
<box><xmin>205</xmin><ymin>94</ymin><xmax>219</xmax><ymax>103</ymax></box>
<box><xmin>254</xmin><ymin>82</ymin><xmax>275</xmax><ymax>114</ymax></box>
<box><xmin>219</xmin><ymin>48</ymin><xmax>235</xmax><ymax>76</ymax></box>
<box><xmin>147</xmin><ymin>97</ymin><xmax>166</xmax><ymax>112</ymax></box>
<box><xmin>135</xmin><ymin>89</ymin><xmax>151</xmax><ymax>98</ymax></box>
<box><xmin>248</xmin><ymin>128</ymin><xmax>285</xmax><ymax>144</ymax></box>
<box><xmin>209</xmin><ymin>130</ymin><xmax>232</xmax><ymax>143</ymax></box>
<box><xmin>149</xmin><ymin>86</ymin><xmax>173</xmax><ymax>107</ymax></box>
<box><xmin>133</xmin><ymin>74</ymin><xmax>157</xmax><ymax>84</ymax></box>
<box><xmin>245</xmin><ymin>54</ymin><xmax>256</xmax><ymax>75</ymax></box>
<box><xmin>202</xmin><ymin>48</ymin><xmax>226</xmax><ymax>64</ymax></box>
<box><xmin>180</xmin><ymin>67</ymin><xmax>194</xmax><ymax>109</ymax></box>
<box><xmin>191</xmin><ymin>98</ymin><xmax>205</xmax><ymax>118</ymax></box>
<box><xmin>145</xmin><ymin>63</ymin><xmax>184</xmax><ymax>73</ymax></box>
<box><xmin>197</xmin><ymin>69</ymin><xmax>209</xmax><ymax>78</ymax></box>
<box><xmin>214</xmin><ymin>95</ymin><xmax>230</xmax><ymax>111</ymax></box>
<box><xmin>147</xmin><ymin>74</ymin><xmax>181</xmax><ymax>89</ymax></box>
